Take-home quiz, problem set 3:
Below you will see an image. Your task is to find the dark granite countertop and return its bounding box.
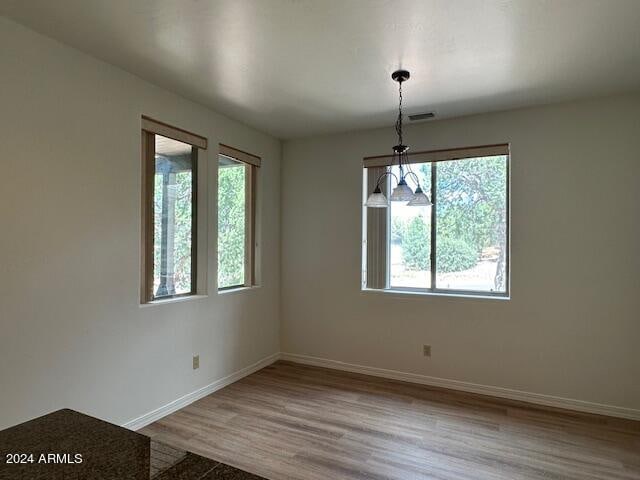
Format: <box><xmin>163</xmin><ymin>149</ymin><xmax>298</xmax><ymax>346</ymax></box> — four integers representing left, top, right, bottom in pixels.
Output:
<box><xmin>0</xmin><ymin>409</ymin><xmax>265</xmax><ymax>480</ymax></box>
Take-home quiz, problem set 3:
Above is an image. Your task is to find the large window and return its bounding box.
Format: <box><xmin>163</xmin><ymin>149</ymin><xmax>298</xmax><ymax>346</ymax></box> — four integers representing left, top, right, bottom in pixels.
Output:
<box><xmin>363</xmin><ymin>145</ymin><xmax>509</xmax><ymax>297</ymax></box>
<box><xmin>217</xmin><ymin>144</ymin><xmax>260</xmax><ymax>290</ymax></box>
<box><xmin>141</xmin><ymin>117</ymin><xmax>207</xmax><ymax>302</ymax></box>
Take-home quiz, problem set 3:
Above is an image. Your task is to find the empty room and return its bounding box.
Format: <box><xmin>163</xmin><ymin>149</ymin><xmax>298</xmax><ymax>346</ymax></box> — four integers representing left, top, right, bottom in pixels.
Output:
<box><xmin>0</xmin><ymin>1</ymin><xmax>639</xmax><ymax>479</ymax></box>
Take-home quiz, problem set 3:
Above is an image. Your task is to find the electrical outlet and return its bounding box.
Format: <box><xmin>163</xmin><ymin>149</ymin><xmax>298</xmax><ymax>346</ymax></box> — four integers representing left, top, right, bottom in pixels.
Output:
<box><xmin>423</xmin><ymin>345</ymin><xmax>431</xmax><ymax>357</ymax></box>
<box><xmin>192</xmin><ymin>355</ymin><xmax>200</xmax><ymax>370</ymax></box>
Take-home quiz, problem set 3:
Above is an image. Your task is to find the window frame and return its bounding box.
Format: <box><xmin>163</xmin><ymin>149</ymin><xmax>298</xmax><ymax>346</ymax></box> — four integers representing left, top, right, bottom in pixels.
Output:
<box><xmin>363</xmin><ymin>144</ymin><xmax>510</xmax><ymax>299</ymax></box>
<box><xmin>217</xmin><ymin>144</ymin><xmax>260</xmax><ymax>291</ymax></box>
<box><xmin>140</xmin><ymin>117</ymin><xmax>207</xmax><ymax>304</ymax></box>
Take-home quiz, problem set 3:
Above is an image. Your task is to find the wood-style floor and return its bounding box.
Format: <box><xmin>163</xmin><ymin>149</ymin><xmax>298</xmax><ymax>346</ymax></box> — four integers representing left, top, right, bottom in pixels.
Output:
<box><xmin>141</xmin><ymin>361</ymin><xmax>640</xmax><ymax>480</ymax></box>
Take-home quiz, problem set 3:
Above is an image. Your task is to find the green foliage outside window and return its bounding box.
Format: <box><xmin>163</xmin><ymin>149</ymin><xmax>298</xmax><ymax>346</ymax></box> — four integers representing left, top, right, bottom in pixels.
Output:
<box><xmin>153</xmin><ymin>167</ymin><xmax>193</xmax><ymax>296</ymax></box>
<box><xmin>172</xmin><ymin>171</ymin><xmax>194</xmax><ymax>291</ymax></box>
<box><xmin>391</xmin><ymin>216</ymin><xmax>408</xmax><ymax>244</ymax></box>
<box><xmin>431</xmin><ymin>156</ymin><xmax>506</xmax><ymax>260</ymax></box>
<box><xmin>436</xmin><ymin>237</ymin><xmax>478</xmax><ymax>273</ymax></box>
<box><xmin>399</xmin><ymin>156</ymin><xmax>506</xmax><ymax>275</ymax></box>
<box><xmin>402</xmin><ymin>216</ymin><xmax>429</xmax><ymax>270</ymax></box>
<box><xmin>218</xmin><ymin>164</ymin><xmax>246</xmax><ymax>288</ymax></box>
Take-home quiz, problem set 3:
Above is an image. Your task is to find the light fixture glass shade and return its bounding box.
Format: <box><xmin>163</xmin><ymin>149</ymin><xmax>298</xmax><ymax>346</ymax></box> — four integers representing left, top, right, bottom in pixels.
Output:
<box><xmin>365</xmin><ymin>187</ymin><xmax>389</xmax><ymax>208</ymax></box>
<box><xmin>390</xmin><ymin>179</ymin><xmax>414</xmax><ymax>201</ymax></box>
<box><xmin>407</xmin><ymin>186</ymin><xmax>432</xmax><ymax>206</ymax></box>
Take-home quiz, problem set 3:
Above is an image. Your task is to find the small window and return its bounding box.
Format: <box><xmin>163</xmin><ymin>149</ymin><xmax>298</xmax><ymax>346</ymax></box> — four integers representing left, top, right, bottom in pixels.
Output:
<box><xmin>217</xmin><ymin>144</ymin><xmax>260</xmax><ymax>290</ymax></box>
<box><xmin>363</xmin><ymin>144</ymin><xmax>509</xmax><ymax>297</ymax></box>
<box><xmin>141</xmin><ymin>117</ymin><xmax>207</xmax><ymax>302</ymax></box>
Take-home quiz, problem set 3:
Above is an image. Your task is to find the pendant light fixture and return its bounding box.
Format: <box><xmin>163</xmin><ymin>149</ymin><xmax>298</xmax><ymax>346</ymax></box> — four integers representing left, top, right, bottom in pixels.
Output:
<box><xmin>407</xmin><ymin>185</ymin><xmax>431</xmax><ymax>206</ymax></box>
<box><xmin>365</xmin><ymin>70</ymin><xmax>432</xmax><ymax>208</ymax></box>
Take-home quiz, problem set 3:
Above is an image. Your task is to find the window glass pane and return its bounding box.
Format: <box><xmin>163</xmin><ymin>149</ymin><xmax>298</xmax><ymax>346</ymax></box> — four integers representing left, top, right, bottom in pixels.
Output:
<box><xmin>435</xmin><ymin>155</ymin><xmax>507</xmax><ymax>293</ymax></box>
<box><xmin>389</xmin><ymin>163</ymin><xmax>432</xmax><ymax>288</ymax></box>
<box><xmin>153</xmin><ymin>135</ymin><xmax>194</xmax><ymax>297</ymax></box>
<box><xmin>218</xmin><ymin>156</ymin><xmax>246</xmax><ymax>289</ymax></box>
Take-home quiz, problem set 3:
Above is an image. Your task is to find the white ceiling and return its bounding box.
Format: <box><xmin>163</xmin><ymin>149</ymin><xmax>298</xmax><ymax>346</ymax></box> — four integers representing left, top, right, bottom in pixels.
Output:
<box><xmin>2</xmin><ymin>0</ymin><xmax>640</xmax><ymax>139</ymax></box>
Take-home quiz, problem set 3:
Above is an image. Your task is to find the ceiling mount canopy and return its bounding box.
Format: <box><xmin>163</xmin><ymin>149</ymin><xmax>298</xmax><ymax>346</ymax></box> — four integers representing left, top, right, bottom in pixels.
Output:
<box><xmin>391</xmin><ymin>69</ymin><xmax>410</xmax><ymax>83</ymax></box>
<box><xmin>365</xmin><ymin>70</ymin><xmax>432</xmax><ymax>209</ymax></box>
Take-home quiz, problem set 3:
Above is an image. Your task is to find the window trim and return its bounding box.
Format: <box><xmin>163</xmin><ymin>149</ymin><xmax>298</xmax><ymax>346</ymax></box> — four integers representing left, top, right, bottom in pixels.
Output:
<box><xmin>217</xmin><ymin>145</ymin><xmax>260</xmax><ymax>291</ymax></box>
<box><xmin>141</xmin><ymin>116</ymin><xmax>207</xmax><ymax>149</ymax></box>
<box><xmin>219</xmin><ymin>143</ymin><xmax>261</xmax><ymax>167</ymax></box>
<box><xmin>140</xmin><ymin>119</ymin><xmax>206</xmax><ymax>304</ymax></box>
<box><xmin>363</xmin><ymin>143</ymin><xmax>508</xmax><ymax>168</ymax></box>
<box><xmin>363</xmin><ymin>144</ymin><xmax>510</xmax><ymax>298</ymax></box>
<box><xmin>361</xmin><ymin>288</ymin><xmax>510</xmax><ymax>301</ymax></box>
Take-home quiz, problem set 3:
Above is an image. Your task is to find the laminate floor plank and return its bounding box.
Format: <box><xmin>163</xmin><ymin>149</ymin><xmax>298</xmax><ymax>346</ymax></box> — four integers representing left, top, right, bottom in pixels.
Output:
<box><xmin>141</xmin><ymin>361</ymin><xmax>640</xmax><ymax>480</ymax></box>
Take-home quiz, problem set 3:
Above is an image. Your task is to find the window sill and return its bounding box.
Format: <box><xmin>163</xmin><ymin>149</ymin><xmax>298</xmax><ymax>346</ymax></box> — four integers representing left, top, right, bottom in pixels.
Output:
<box><xmin>360</xmin><ymin>288</ymin><xmax>510</xmax><ymax>301</ymax></box>
<box><xmin>218</xmin><ymin>285</ymin><xmax>260</xmax><ymax>295</ymax></box>
<box><xmin>140</xmin><ymin>294</ymin><xmax>208</xmax><ymax>308</ymax></box>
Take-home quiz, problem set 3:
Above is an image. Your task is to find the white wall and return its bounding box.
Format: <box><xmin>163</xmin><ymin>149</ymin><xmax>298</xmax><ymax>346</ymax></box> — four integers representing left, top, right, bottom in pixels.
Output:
<box><xmin>281</xmin><ymin>93</ymin><xmax>640</xmax><ymax>412</ymax></box>
<box><xmin>0</xmin><ymin>18</ymin><xmax>281</xmax><ymax>430</ymax></box>
<box><xmin>2</xmin><ymin>15</ymin><xmax>639</xmax><ymax>431</ymax></box>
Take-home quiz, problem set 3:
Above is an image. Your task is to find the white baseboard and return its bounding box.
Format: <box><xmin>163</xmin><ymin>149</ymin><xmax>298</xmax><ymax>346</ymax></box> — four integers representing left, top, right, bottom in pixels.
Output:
<box><xmin>122</xmin><ymin>351</ymin><xmax>639</xmax><ymax>429</ymax></box>
<box><xmin>280</xmin><ymin>352</ymin><xmax>640</xmax><ymax>421</ymax></box>
<box><xmin>123</xmin><ymin>352</ymin><xmax>280</xmax><ymax>431</ymax></box>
